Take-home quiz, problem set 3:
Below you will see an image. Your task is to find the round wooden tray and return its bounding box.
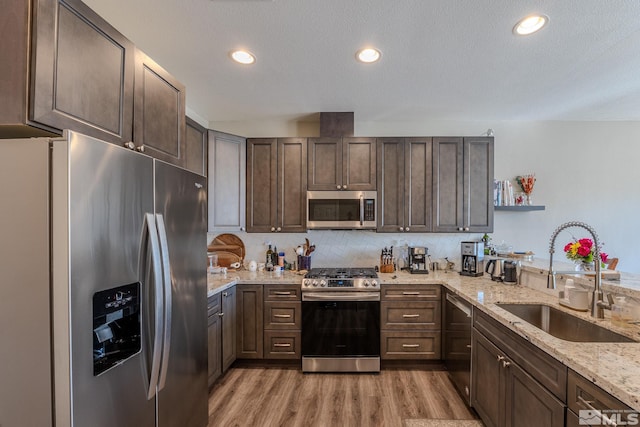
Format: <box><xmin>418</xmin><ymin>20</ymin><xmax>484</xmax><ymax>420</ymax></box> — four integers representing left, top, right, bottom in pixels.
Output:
<box><xmin>207</xmin><ymin>233</ymin><xmax>245</xmax><ymax>267</ymax></box>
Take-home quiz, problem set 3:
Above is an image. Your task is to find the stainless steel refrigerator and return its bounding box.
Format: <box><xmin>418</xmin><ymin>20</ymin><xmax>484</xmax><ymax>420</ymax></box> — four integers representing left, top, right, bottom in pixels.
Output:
<box><xmin>0</xmin><ymin>131</ymin><xmax>208</xmax><ymax>427</ymax></box>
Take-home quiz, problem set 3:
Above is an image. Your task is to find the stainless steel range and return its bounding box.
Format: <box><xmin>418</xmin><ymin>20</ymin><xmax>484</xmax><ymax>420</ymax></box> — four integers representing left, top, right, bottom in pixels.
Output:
<box><xmin>301</xmin><ymin>267</ymin><xmax>381</xmax><ymax>373</ymax></box>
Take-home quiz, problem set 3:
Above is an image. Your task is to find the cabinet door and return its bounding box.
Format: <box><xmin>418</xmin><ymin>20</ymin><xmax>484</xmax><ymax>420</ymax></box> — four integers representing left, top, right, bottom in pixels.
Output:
<box><xmin>236</xmin><ymin>285</ymin><xmax>264</xmax><ymax>359</ymax></box>
<box><xmin>464</xmin><ymin>137</ymin><xmax>494</xmax><ymax>232</ymax></box>
<box><xmin>133</xmin><ymin>49</ymin><xmax>186</xmax><ymax>166</ymax></box>
<box><xmin>185</xmin><ymin>117</ymin><xmax>207</xmax><ymax>176</ymax></box>
<box><xmin>246</xmin><ymin>138</ymin><xmax>277</xmax><ymax>232</ymax></box>
<box><xmin>209</xmin><ymin>131</ymin><xmax>246</xmax><ymax>232</ymax></box>
<box><xmin>207</xmin><ymin>312</ymin><xmax>222</xmax><ymax>387</ymax></box>
<box><xmin>504</xmin><ymin>361</ymin><xmax>565</xmax><ymax>427</ymax></box>
<box><xmin>307</xmin><ymin>137</ymin><xmax>342</xmax><ymax>190</ymax></box>
<box><xmin>343</xmin><ymin>137</ymin><xmax>376</xmax><ymax>190</ymax></box>
<box><xmin>405</xmin><ymin>137</ymin><xmax>433</xmax><ymax>232</ymax></box>
<box><xmin>377</xmin><ymin>138</ymin><xmax>405</xmax><ymax>232</ymax></box>
<box><xmin>432</xmin><ymin>137</ymin><xmax>464</xmax><ymax>232</ymax></box>
<box><xmin>221</xmin><ymin>287</ymin><xmax>237</xmax><ymax>372</ymax></box>
<box><xmin>471</xmin><ymin>330</ymin><xmax>503</xmax><ymax>427</ymax></box>
<box><xmin>31</xmin><ymin>0</ymin><xmax>135</xmax><ymax>143</ymax></box>
<box><xmin>277</xmin><ymin>138</ymin><xmax>307</xmax><ymax>232</ymax></box>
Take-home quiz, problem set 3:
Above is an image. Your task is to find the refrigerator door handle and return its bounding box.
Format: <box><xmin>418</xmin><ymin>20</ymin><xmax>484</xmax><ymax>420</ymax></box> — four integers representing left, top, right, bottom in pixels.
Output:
<box><xmin>155</xmin><ymin>214</ymin><xmax>172</xmax><ymax>392</ymax></box>
<box><xmin>142</xmin><ymin>213</ymin><xmax>164</xmax><ymax>400</ymax></box>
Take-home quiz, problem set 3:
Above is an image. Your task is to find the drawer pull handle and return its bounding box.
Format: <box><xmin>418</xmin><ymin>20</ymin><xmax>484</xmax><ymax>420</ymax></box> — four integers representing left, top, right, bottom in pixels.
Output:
<box><xmin>402</xmin><ymin>344</ymin><xmax>420</xmax><ymax>348</ymax></box>
<box><xmin>218</xmin><ymin>312</ymin><xmax>224</xmax><ymax>317</ymax></box>
<box><xmin>577</xmin><ymin>396</ymin><xmax>616</xmax><ymax>426</ymax></box>
<box><xmin>274</xmin><ymin>314</ymin><xmax>292</xmax><ymax>318</ymax></box>
<box><xmin>274</xmin><ymin>343</ymin><xmax>291</xmax><ymax>348</ymax></box>
<box><xmin>403</xmin><ymin>314</ymin><xmax>420</xmax><ymax>318</ymax></box>
<box><xmin>274</xmin><ymin>291</ymin><xmax>292</xmax><ymax>296</ymax></box>
<box><xmin>402</xmin><ymin>292</ymin><xmax>421</xmax><ymax>296</ymax></box>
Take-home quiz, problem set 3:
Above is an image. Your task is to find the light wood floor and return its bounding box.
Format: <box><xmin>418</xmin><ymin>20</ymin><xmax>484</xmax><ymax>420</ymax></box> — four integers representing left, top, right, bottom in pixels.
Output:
<box><xmin>208</xmin><ymin>362</ymin><xmax>479</xmax><ymax>427</ymax></box>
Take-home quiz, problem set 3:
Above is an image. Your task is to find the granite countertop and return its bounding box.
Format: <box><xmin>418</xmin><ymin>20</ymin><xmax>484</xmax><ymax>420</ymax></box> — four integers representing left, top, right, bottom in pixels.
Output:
<box><xmin>206</xmin><ymin>267</ymin><xmax>640</xmax><ymax>410</ymax></box>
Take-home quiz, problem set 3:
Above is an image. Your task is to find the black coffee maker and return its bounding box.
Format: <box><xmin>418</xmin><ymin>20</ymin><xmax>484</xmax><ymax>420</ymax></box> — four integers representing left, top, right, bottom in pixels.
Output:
<box><xmin>460</xmin><ymin>241</ymin><xmax>484</xmax><ymax>277</ymax></box>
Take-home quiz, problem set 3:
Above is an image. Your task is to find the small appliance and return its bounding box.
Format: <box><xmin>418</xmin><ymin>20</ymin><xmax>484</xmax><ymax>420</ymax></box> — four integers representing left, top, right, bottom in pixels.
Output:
<box><xmin>485</xmin><ymin>258</ymin><xmax>505</xmax><ymax>281</ymax></box>
<box><xmin>460</xmin><ymin>241</ymin><xmax>484</xmax><ymax>277</ymax></box>
<box><xmin>503</xmin><ymin>260</ymin><xmax>519</xmax><ymax>284</ymax></box>
<box><xmin>307</xmin><ymin>190</ymin><xmax>377</xmax><ymax>229</ymax></box>
<box><xmin>408</xmin><ymin>247</ymin><xmax>429</xmax><ymax>274</ymax></box>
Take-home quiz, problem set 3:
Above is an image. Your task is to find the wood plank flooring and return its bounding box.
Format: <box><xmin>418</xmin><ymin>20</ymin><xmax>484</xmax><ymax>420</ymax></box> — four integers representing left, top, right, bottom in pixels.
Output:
<box><xmin>208</xmin><ymin>362</ymin><xmax>479</xmax><ymax>427</ymax></box>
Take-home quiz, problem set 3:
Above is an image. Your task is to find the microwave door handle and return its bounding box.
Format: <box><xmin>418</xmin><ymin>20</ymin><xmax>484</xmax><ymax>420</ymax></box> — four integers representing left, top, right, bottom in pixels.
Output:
<box><xmin>360</xmin><ymin>194</ymin><xmax>364</xmax><ymax>226</ymax></box>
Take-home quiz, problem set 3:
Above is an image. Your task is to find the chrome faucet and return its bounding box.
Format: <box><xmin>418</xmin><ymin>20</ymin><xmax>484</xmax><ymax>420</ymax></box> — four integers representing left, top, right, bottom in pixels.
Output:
<box><xmin>548</xmin><ymin>221</ymin><xmax>606</xmax><ymax>319</ymax></box>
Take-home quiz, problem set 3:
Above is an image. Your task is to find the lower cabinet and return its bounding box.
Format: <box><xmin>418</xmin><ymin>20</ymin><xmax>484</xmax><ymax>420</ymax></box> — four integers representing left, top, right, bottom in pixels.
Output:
<box><xmin>263</xmin><ymin>284</ymin><xmax>302</xmax><ymax>359</ymax></box>
<box><xmin>207</xmin><ymin>286</ymin><xmax>237</xmax><ymax>388</ymax></box>
<box><xmin>380</xmin><ymin>284</ymin><xmax>441</xmax><ymax>359</ymax></box>
<box><xmin>236</xmin><ymin>284</ymin><xmax>264</xmax><ymax>359</ymax></box>
<box><xmin>207</xmin><ymin>293</ymin><xmax>222</xmax><ymax>387</ymax></box>
<box><xmin>471</xmin><ymin>310</ymin><xmax>566</xmax><ymax>427</ymax></box>
<box><xmin>566</xmin><ymin>369</ymin><xmax>635</xmax><ymax>427</ymax></box>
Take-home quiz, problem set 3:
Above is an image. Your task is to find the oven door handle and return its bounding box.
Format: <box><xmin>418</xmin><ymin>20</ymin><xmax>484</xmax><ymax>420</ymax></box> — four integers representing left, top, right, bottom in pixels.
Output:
<box><xmin>302</xmin><ymin>292</ymin><xmax>380</xmax><ymax>302</ymax></box>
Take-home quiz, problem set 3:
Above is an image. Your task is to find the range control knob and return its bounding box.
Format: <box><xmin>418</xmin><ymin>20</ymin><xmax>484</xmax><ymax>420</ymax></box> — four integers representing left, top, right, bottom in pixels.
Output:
<box><xmin>303</xmin><ymin>279</ymin><xmax>311</xmax><ymax>287</ymax></box>
<box><xmin>363</xmin><ymin>280</ymin><xmax>370</xmax><ymax>287</ymax></box>
<box><xmin>312</xmin><ymin>280</ymin><xmax>318</xmax><ymax>287</ymax></box>
<box><xmin>320</xmin><ymin>280</ymin><xmax>327</xmax><ymax>287</ymax></box>
<box><xmin>370</xmin><ymin>280</ymin><xmax>378</xmax><ymax>288</ymax></box>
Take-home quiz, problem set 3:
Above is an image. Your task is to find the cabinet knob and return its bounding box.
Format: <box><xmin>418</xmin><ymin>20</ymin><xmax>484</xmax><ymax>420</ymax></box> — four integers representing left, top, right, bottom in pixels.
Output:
<box><xmin>123</xmin><ymin>141</ymin><xmax>135</xmax><ymax>150</ymax></box>
<box><xmin>270</xmin><ymin>227</ymin><xmax>276</xmax><ymax>232</ymax></box>
<box><xmin>336</xmin><ymin>185</ymin><xmax>342</xmax><ymax>190</ymax></box>
<box><xmin>458</xmin><ymin>227</ymin><xmax>464</xmax><ymax>231</ymax></box>
<box><xmin>399</xmin><ymin>227</ymin><xmax>404</xmax><ymax>231</ymax></box>
<box><xmin>240</xmin><ymin>227</ymin><xmax>245</xmax><ymax>231</ymax></box>
<box><xmin>497</xmin><ymin>355</ymin><xmax>505</xmax><ymax>361</ymax></box>
<box><xmin>276</xmin><ymin>227</ymin><xmax>282</xmax><ymax>232</ymax></box>
<box><xmin>342</xmin><ymin>185</ymin><xmax>347</xmax><ymax>189</ymax></box>
<box><xmin>135</xmin><ymin>145</ymin><xmax>145</xmax><ymax>153</ymax></box>
<box><xmin>502</xmin><ymin>360</ymin><xmax>511</xmax><ymax>368</ymax></box>
<box><xmin>405</xmin><ymin>227</ymin><xmax>410</xmax><ymax>232</ymax></box>
<box><xmin>464</xmin><ymin>227</ymin><xmax>470</xmax><ymax>231</ymax></box>
<box><xmin>218</xmin><ymin>312</ymin><xmax>224</xmax><ymax>317</ymax></box>
<box><xmin>222</xmin><ymin>292</ymin><xmax>228</xmax><ymax>297</ymax></box>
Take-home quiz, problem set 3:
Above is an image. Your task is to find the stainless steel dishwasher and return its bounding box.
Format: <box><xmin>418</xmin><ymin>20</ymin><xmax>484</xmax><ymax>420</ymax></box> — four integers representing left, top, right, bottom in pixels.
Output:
<box><xmin>443</xmin><ymin>291</ymin><xmax>472</xmax><ymax>406</ymax></box>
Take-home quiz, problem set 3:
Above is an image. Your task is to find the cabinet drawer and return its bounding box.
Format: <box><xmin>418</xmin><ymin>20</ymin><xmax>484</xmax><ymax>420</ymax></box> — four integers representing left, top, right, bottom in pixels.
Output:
<box><xmin>381</xmin><ymin>301</ymin><xmax>441</xmax><ymax>329</ymax></box>
<box><xmin>567</xmin><ymin>369</ymin><xmax>632</xmax><ymax>421</ymax></box>
<box><xmin>207</xmin><ymin>293</ymin><xmax>221</xmax><ymax>317</ymax></box>
<box><xmin>264</xmin><ymin>331</ymin><xmax>301</xmax><ymax>359</ymax></box>
<box><xmin>381</xmin><ymin>284</ymin><xmax>440</xmax><ymax>300</ymax></box>
<box><xmin>264</xmin><ymin>301</ymin><xmax>301</xmax><ymax>329</ymax></box>
<box><xmin>381</xmin><ymin>331</ymin><xmax>441</xmax><ymax>359</ymax></box>
<box><xmin>473</xmin><ymin>309</ymin><xmax>567</xmax><ymax>402</ymax></box>
<box><xmin>264</xmin><ymin>284</ymin><xmax>301</xmax><ymax>301</ymax></box>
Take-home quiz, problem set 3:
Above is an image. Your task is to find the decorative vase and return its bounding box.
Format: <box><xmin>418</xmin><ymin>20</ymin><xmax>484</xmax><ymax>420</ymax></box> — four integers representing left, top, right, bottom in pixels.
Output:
<box><xmin>525</xmin><ymin>193</ymin><xmax>533</xmax><ymax>206</ymax></box>
<box><xmin>575</xmin><ymin>261</ymin><xmax>594</xmax><ymax>272</ymax></box>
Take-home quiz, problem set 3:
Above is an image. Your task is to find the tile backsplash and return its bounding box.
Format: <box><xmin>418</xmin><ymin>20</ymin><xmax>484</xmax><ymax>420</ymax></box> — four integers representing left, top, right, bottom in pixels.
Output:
<box><xmin>207</xmin><ymin>230</ymin><xmax>482</xmax><ymax>269</ymax></box>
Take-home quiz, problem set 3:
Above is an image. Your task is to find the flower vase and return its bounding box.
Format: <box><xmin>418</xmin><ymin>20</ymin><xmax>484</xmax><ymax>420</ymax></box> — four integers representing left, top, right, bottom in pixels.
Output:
<box><xmin>525</xmin><ymin>193</ymin><xmax>533</xmax><ymax>206</ymax></box>
<box><xmin>575</xmin><ymin>262</ymin><xmax>594</xmax><ymax>272</ymax></box>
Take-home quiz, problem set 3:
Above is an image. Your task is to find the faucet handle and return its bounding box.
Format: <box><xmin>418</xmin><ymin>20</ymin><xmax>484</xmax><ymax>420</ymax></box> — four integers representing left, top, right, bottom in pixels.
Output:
<box><xmin>606</xmin><ymin>293</ymin><xmax>615</xmax><ymax>306</ymax></box>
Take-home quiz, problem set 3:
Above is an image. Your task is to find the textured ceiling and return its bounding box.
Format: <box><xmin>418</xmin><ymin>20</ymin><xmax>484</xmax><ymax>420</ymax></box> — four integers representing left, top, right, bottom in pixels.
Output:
<box><xmin>82</xmin><ymin>0</ymin><xmax>640</xmax><ymax>124</ymax></box>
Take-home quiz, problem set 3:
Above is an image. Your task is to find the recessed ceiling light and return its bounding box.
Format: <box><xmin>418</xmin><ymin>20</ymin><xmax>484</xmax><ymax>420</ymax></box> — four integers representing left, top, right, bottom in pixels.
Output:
<box><xmin>356</xmin><ymin>48</ymin><xmax>381</xmax><ymax>63</ymax></box>
<box><xmin>230</xmin><ymin>50</ymin><xmax>256</xmax><ymax>65</ymax></box>
<box><xmin>513</xmin><ymin>14</ymin><xmax>549</xmax><ymax>35</ymax></box>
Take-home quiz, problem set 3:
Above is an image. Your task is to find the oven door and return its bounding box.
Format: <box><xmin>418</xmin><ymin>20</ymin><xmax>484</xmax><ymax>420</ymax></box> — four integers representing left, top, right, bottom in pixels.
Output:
<box><xmin>301</xmin><ymin>294</ymin><xmax>380</xmax><ymax>358</ymax></box>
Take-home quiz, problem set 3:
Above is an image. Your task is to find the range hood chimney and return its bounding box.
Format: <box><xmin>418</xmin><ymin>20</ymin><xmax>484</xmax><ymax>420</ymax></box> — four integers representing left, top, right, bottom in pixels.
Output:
<box><xmin>319</xmin><ymin>112</ymin><xmax>354</xmax><ymax>137</ymax></box>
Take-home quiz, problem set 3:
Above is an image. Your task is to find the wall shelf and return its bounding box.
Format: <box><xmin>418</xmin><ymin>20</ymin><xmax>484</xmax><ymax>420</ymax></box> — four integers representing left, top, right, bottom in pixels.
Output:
<box><xmin>494</xmin><ymin>205</ymin><xmax>545</xmax><ymax>211</ymax></box>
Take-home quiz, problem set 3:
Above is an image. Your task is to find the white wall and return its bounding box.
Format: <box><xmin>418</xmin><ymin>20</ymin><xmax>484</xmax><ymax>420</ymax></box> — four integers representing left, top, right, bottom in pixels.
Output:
<box><xmin>209</xmin><ymin>119</ymin><xmax>640</xmax><ymax>273</ymax></box>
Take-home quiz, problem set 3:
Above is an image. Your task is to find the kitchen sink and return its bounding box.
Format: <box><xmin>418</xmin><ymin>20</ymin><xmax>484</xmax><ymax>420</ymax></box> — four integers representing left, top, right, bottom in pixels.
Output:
<box><xmin>496</xmin><ymin>303</ymin><xmax>637</xmax><ymax>343</ymax></box>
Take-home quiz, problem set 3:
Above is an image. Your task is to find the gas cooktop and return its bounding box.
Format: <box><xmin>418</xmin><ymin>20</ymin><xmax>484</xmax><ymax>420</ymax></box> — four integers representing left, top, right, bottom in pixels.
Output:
<box><xmin>302</xmin><ymin>267</ymin><xmax>379</xmax><ymax>290</ymax></box>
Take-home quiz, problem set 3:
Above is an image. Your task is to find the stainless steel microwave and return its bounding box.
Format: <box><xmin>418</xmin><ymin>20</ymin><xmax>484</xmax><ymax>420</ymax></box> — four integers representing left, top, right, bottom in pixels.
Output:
<box><xmin>307</xmin><ymin>190</ymin><xmax>377</xmax><ymax>229</ymax></box>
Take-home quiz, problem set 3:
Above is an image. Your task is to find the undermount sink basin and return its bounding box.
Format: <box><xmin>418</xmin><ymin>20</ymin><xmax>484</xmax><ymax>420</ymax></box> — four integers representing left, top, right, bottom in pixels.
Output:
<box><xmin>496</xmin><ymin>303</ymin><xmax>636</xmax><ymax>343</ymax></box>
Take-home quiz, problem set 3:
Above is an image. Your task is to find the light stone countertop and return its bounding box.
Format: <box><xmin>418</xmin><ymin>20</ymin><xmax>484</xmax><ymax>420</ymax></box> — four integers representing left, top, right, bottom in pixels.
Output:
<box><xmin>206</xmin><ymin>267</ymin><xmax>640</xmax><ymax>411</ymax></box>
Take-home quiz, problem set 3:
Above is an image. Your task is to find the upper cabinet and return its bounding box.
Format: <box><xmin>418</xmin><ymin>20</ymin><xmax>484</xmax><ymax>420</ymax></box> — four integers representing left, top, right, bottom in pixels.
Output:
<box><xmin>208</xmin><ymin>130</ymin><xmax>246</xmax><ymax>233</ymax></box>
<box><xmin>433</xmin><ymin>137</ymin><xmax>494</xmax><ymax>233</ymax></box>
<box><xmin>308</xmin><ymin>137</ymin><xmax>376</xmax><ymax>191</ymax></box>
<box><xmin>185</xmin><ymin>117</ymin><xmax>208</xmax><ymax>176</ymax></box>
<box><xmin>2</xmin><ymin>0</ymin><xmax>188</xmax><ymax>169</ymax></box>
<box><xmin>246</xmin><ymin>138</ymin><xmax>307</xmax><ymax>233</ymax></box>
<box><xmin>132</xmin><ymin>49</ymin><xmax>186</xmax><ymax>166</ymax></box>
<box><xmin>2</xmin><ymin>0</ymin><xmax>135</xmax><ymax>141</ymax></box>
<box><xmin>377</xmin><ymin>137</ymin><xmax>433</xmax><ymax>233</ymax></box>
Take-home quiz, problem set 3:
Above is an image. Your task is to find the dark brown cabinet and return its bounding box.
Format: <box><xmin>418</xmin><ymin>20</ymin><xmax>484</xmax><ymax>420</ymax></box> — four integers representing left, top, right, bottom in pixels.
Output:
<box><xmin>433</xmin><ymin>137</ymin><xmax>494</xmax><ymax>232</ymax></box>
<box><xmin>471</xmin><ymin>310</ymin><xmax>566</xmax><ymax>427</ymax></box>
<box><xmin>209</xmin><ymin>131</ymin><xmax>246</xmax><ymax>232</ymax></box>
<box><xmin>207</xmin><ymin>293</ymin><xmax>222</xmax><ymax>387</ymax></box>
<box><xmin>263</xmin><ymin>284</ymin><xmax>302</xmax><ymax>359</ymax></box>
<box><xmin>221</xmin><ymin>287</ymin><xmax>237</xmax><ymax>372</ymax></box>
<box><xmin>133</xmin><ymin>49</ymin><xmax>186</xmax><ymax>167</ymax></box>
<box><xmin>246</xmin><ymin>138</ymin><xmax>307</xmax><ymax>233</ymax></box>
<box><xmin>2</xmin><ymin>0</ymin><xmax>135</xmax><ymax>141</ymax></box>
<box><xmin>380</xmin><ymin>284</ymin><xmax>441</xmax><ymax>360</ymax></box>
<box><xmin>236</xmin><ymin>284</ymin><xmax>264</xmax><ymax>359</ymax></box>
<box><xmin>185</xmin><ymin>117</ymin><xmax>208</xmax><ymax>176</ymax></box>
<box><xmin>308</xmin><ymin>137</ymin><xmax>376</xmax><ymax>191</ymax></box>
<box><xmin>377</xmin><ymin>137</ymin><xmax>433</xmax><ymax>232</ymax></box>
